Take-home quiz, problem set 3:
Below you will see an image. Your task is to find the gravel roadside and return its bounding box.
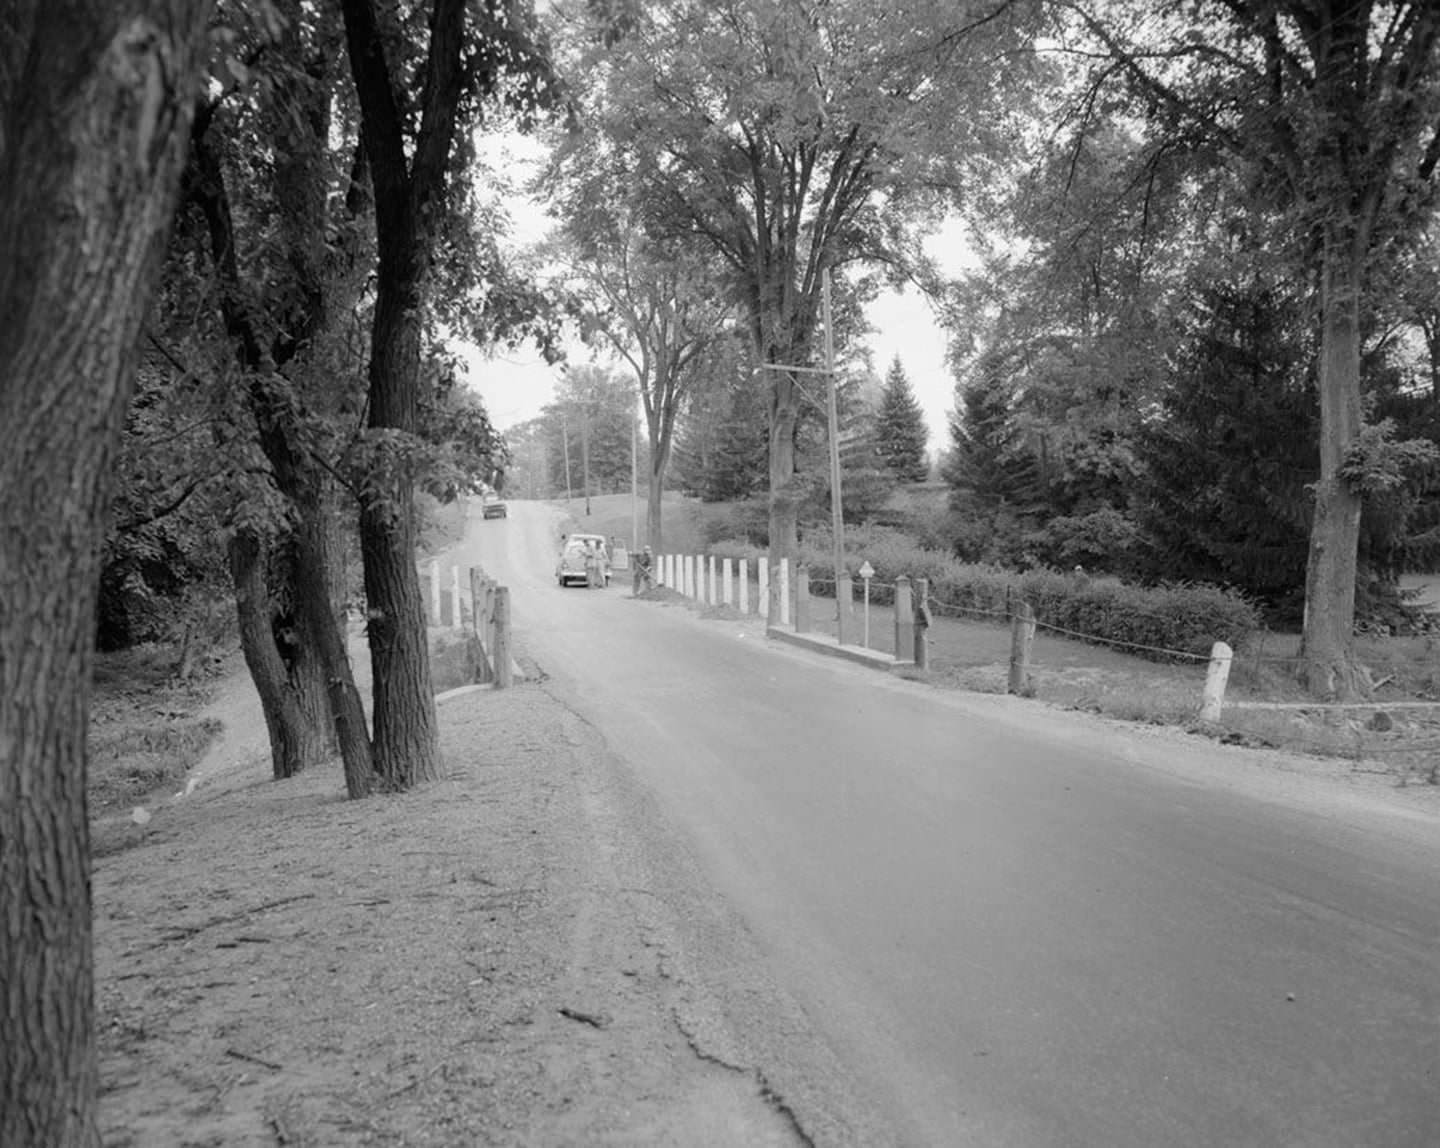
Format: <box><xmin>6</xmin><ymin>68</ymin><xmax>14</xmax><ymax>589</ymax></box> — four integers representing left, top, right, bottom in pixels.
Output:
<box><xmin>94</xmin><ymin>659</ymin><xmax>809</xmax><ymax>1146</ymax></box>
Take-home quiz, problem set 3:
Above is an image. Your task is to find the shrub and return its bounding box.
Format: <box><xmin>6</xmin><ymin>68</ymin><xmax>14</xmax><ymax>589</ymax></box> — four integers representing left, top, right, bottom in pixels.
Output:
<box><xmin>707</xmin><ymin>527</ymin><xmax>1258</xmax><ymax>661</ymax></box>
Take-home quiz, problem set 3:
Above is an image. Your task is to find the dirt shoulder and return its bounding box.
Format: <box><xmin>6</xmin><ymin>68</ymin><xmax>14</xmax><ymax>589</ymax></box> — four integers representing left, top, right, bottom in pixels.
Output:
<box><xmin>94</xmin><ymin>663</ymin><xmax>802</xmax><ymax>1146</ymax></box>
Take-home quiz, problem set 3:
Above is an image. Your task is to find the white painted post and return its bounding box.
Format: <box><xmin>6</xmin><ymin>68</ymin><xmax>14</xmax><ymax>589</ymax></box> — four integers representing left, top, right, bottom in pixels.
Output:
<box><xmin>451</xmin><ymin>565</ymin><xmax>462</xmax><ymax>629</ymax></box>
<box><xmin>687</xmin><ymin>555</ymin><xmax>697</xmax><ymax>599</ymax></box>
<box><xmin>722</xmin><ymin>557</ymin><xmax>733</xmax><ymax>606</ymax></box>
<box><xmin>663</xmin><ymin>554</ymin><xmax>672</xmax><ymax>588</ymax></box>
<box><xmin>708</xmin><ymin>556</ymin><xmax>717</xmax><ymax>604</ymax></box>
<box><xmin>682</xmin><ymin>555</ymin><xmax>691</xmax><ymax>598</ymax></box>
<box><xmin>758</xmin><ymin>557</ymin><xmax>769</xmax><ymax>621</ymax></box>
<box><xmin>779</xmin><ymin>558</ymin><xmax>791</xmax><ymax>627</ymax></box>
<box><xmin>1201</xmin><ymin>641</ymin><xmax>1234</xmax><ymax>722</ymax></box>
<box><xmin>428</xmin><ymin>559</ymin><xmax>441</xmax><ymax>624</ymax></box>
<box><xmin>739</xmin><ymin>559</ymin><xmax>749</xmax><ymax>614</ymax></box>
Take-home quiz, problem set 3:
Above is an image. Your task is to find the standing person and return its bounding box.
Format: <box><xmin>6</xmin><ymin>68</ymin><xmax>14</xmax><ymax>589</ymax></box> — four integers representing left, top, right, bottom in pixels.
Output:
<box><xmin>633</xmin><ymin>545</ymin><xmax>653</xmax><ymax>595</ymax></box>
<box><xmin>585</xmin><ymin>541</ymin><xmax>603</xmax><ymax>589</ymax></box>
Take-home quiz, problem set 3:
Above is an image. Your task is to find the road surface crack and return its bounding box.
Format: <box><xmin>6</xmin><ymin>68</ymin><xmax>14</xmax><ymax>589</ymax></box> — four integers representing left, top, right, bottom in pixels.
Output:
<box><xmin>671</xmin><ymin>1006</ymin><xmax>816</xmax><ymax>1147</ymax></box>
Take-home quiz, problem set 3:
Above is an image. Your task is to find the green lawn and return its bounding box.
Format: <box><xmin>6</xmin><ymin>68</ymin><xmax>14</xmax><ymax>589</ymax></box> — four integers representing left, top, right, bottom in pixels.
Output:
<box><xmin>551</xmin><ymin>490</ymin><xmax>707</xmax><ymax>555</ymax></box>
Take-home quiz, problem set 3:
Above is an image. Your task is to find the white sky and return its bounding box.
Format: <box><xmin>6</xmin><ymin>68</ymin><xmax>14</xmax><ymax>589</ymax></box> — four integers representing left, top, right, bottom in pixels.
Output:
<box><xmin>461</xmin><ymin>137</ymin><xmax>970</xmax><ymax>455</ymax></box>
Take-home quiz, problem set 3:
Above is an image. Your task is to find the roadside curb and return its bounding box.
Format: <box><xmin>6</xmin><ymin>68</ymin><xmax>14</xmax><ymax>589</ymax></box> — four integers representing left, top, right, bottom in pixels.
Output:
<box><xmin>766</xmin><ymin>625</ymin><xmax>914</xmax><ymax>673</ymax></box>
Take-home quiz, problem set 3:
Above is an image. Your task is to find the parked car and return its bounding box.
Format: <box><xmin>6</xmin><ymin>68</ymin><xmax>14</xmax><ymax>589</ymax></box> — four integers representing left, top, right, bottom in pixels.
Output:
<box><xmin>481</xmin><ymin>490</ymin><xmax>507</xmax><ymax>519</ymax></box>
<box><xmin>556</xmin><ymin>534</ymin><xmax>611</xmax><ymax>587</ymax></box>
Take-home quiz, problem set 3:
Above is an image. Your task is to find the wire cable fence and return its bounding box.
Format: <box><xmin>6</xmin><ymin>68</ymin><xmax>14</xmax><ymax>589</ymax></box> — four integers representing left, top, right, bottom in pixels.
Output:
<box><xmin>776</xmin><ymin>559</ymin><xmax>1440</xmax><ymax>781</ymax></box>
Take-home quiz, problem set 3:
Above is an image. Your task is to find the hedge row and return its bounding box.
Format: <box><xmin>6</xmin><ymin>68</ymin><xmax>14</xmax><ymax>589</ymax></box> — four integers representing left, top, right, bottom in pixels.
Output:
<box><xmin>702</xmin><ymin>526</ymin><xmax>1258</xmax><ymax>663</ymax></box>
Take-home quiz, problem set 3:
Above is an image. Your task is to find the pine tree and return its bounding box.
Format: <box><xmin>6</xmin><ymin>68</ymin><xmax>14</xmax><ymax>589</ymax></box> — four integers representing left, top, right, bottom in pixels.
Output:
<box><xmin>875</xmin><ymin>356</ymin><xmax>930</xmax><ymax>482</ymax></box>
<box><xmin>1135</xmin><ymin>285</ymin><xmax>1316</xmax><ymax>616</ymax></box>
<box><xmin>943</xmin><ymin>348</ymin><xmax>1047</xmax><ymax>564</ymax></box>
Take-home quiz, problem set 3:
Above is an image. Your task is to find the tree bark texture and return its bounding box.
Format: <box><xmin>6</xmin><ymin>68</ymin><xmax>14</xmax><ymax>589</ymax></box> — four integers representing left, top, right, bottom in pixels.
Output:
<box><xmin>0</xmin><ymin>4</ymin><xmax>212</xmax><ymax>1144</ymax></box>
<box><xmin>188</xmin><ymin>55</ymin><xmax>378</xmax><ymax>795</ymax></box>
<box><xmin>766</xmin><ymin>381</ymin><xmax>801</xmax><ymax>622</ymax></box>
<box><xmin>229</xmin><ymin>531</ymin><xmax>326</xmax><ymax>779</ymax></box>
<box><xmin>359</xmin><ymin>293</ymin><xmax>440</xmax><ymax>789</ymax></box>
<box><xmin>1301</xmin><ymin>227</ymin><xmax>1365</xmax><ymax>698</ymax></box>
<box><xmin>341</xmin><ymin>0</ymin><xmax>468</xmax><ymax>790</ymax></box>
<box><xmin>294</xmin><ymin>493</ymin><xmax>376</xmax><ymax>796</ymax></box>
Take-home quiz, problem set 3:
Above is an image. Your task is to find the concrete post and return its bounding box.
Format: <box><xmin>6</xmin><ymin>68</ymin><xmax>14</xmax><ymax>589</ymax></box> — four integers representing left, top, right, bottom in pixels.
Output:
<box><xmin>837</xmin><ymin>570</ymin><xmax>853</xmax><ymax>646</ymax></box>
<box><xmin>1200</xmin><ymin>641</ymin><xmax>1233</xmax><ymax>722</ymax></box>
<box><xmin>451</xmin><ymin>565</ymin><xmax>462</xmax><ymax>628</ymax></box>
<box><xmin>493</xmin><ymin>586</ymin><xmax>513</xmax><ymax>689</ymax></box>
<box><xmin>739</xmin><ymin>559</ymin><xmax>749</xmax><ymax>614</ymax></box>
<box><xmin>778</xmin><ymin>559</ymin><xmax>790</xmax><ymax>627</ymax></box>
<box><xmin>758</xmin><ymin>558</ymin><xmax>769</xmax><ymax>621</ymax></box>
<box><xmin>722</xmin><ymin>557</ymin><xmax>733</xmax><ymax>606</ymax></box>
<box><xmin>428</xmin><ymin>558</ymin><xmax>441</xmax><ymax>624</ymax></box>
<box><xmin>894</xmin><ymin>576</ymin><xmax>914</xmax><ymax>659</ymax></box>
<box><xmin>708</xmin><ymin>555</ymin><xmax>717</xmax><ymax>604</ymax></box>
<box><xmin>1008</xmin><ymin>601</ymin><xmax>1036</xmax><ymax>696</ymax></box>
<box><xmin>795</xmin><ymin>565</ymin><xmax>812</xmax><ymax>633</ymax></box>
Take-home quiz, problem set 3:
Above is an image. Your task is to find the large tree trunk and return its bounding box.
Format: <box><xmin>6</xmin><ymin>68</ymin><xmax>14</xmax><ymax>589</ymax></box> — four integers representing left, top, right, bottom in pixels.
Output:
<box><xmin>229</xmin><ymin>531</ymin><xmax>327</xmax><ymax>778</ymax></box>
<box><xmin>293</xmin><ymin>487</ymin><xmax>376</xmax><ymax>796</ymax></box>
<box><xmin>0</xmin><ymin>5</ymin><xmax>211</xmax><ymax>1143</ymax></box>
<box><xmin>646</xmin><ymin>414</ymin><xmax>674</xmax><ymax>556</ymax></box>
<box><xmin>341</xmin><ymin>0</ymin><xmax>465</xmax><ymax>792</ymax></box>
<box><xmin>360</xmin><ymin>293</ymin><xmax>440</xmax><ymax>789</ymax></box>
<box><xmin>766</xmin><ymin>381</ymin><xmax>801</xmax><ymax>621</ymax></box>
<box><xmin>1301</xmin><ymin>230</ymin><xmax>1366</xmax><ymax>698</ymax></box>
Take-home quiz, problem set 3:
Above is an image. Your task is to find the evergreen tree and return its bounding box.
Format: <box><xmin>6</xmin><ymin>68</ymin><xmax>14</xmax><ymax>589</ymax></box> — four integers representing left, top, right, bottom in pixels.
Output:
<box><xmin>672</xmin><ymin>367</ymin><xmax>769</xmax><ymax>501</ymax></box>
<box><xmin>875</xmin><ymin>356</ymin><xmax>930</xmax><ymax>482</ymax></box>
<box><xmin>943</xmin><ymin>347</ymin><xmax>1046</xmax><ymax>564</ymax></box>
<box><xmin>1135</xmin><ymin>285</ymin><xmax>1317</xmax><ymax>617</ymax></box>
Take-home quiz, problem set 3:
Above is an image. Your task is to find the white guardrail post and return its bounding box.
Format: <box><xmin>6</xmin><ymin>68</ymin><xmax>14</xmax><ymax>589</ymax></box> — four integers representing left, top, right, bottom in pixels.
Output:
<box><xmin>1201</xmin><ymin>642</ymin><xmax>1233</xmax><ymax>722</ymax></box>
<box><xmin>758</xmin><ymin>558</ymin><xmax>769</xmax><ymax>621</ymax></box>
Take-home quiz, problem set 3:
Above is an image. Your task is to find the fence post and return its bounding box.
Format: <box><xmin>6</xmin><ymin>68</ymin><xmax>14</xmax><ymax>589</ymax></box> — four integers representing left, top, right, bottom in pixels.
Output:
<box><xmin>1200</xmin><ymin>641</ymin><xmax>1233</xmax><ymax>722</ymax></box>
<box><xmin>451</xmin><ymin>565</ymin><xmax>462</xmax><ymax>628</ymax></box>
<box><xmin>469</xmin><ymin>566</ymin><xmax>483</xmax><ymax>634</ymax></box>
<box><xmin>707</xmin><ymin>556</ymin><xmax>716</xmax><ymax>605</ymax></box>
<box><xmin>759</xmin><ymin>558</ymin><xmax>770</xmax><ymax>621</ymax></box>
<box><xmin>428</xmin><ymin>558</ymin><xmax>441</xmax><ymax>624</ymax></box>
<box><xmin>739</xmin><ymin>559</ymin><xmax>749</xmax><ymax>614</ymax></box>
<box><xmin>493</xmin><ymin>586</ymin><xmax>513</xmax><ymax>689</ymax></box>
<box><xmin>915</xmin><ymin>576</ymin><xmax>930</xmax><ymax>670</ymax></box>
<box><xmin>779</xmin><ymin>559</ymin><xmax>791</xmax><ymax>626</ymax></box>
<box><xmin>469</xmin><ymin>567</ymin><xmax>493</xmax><ymax>684</ymax></box>
<box><xmin>894</xmin><ymin>576</ymin><xmax>913</xmax><ymax>659</ymax></box>
<box><xmin>837</xmin><ymin>569</ymin><xmax>852</xmax><ymax>646</ymax></box>
<box><xmin>723</xmin><ymin>557</ymin><xmax>734</xmax><ymax>607</ymax></box>
<box><xmin>1008</xmin><ymin>601</ymin><xmax>1036</xmax><ymax>696</ymax></box>
<box><xmin>796</xmin><ymin>565</ymin><xmax>812</xmax><ymax>633</ymax></box>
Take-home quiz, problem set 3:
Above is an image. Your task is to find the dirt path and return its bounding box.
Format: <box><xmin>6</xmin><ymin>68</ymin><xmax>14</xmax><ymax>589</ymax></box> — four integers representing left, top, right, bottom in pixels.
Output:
<box><xmin>94</xmin><ymin>651</ymin><xmax>802</xmax><ymax>1145</ymax></box>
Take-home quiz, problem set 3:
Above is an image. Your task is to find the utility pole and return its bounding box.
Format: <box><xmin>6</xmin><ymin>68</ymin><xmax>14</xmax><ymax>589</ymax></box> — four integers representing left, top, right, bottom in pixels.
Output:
<box><xmin>580</xmin><ymin>400</ymin><xmax>591</xmax><ymax>516</ymax></box>
<box><xmin>631</xmin><ymin>398</ymin><xmax>640</xmax><ymax>549</ymax></box>
<box><xmin>561</xmin><ymin>407</ymin><xmax>573</xmax><ymax>503</ymax></box>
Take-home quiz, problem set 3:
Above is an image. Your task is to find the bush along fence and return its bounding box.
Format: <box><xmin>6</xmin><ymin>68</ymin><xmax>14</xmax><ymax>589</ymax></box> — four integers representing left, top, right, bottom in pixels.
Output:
<box><xmin>417</xmin><ymin>558</ymin><xmax>512</xmax><ymax>689</ymax></box>
<box><xmin>657</xmin><ymin>549</ymin><xmax>1248</xmax><ymax>718</ymax></box>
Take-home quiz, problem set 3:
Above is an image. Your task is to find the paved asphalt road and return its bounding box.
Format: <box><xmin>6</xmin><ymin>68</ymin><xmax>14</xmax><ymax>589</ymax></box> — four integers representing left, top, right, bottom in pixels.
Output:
<box><xmin>447</xmin><ymin>500</ymin><xmax>1439</xmax><ymax>1147</ymax></box>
